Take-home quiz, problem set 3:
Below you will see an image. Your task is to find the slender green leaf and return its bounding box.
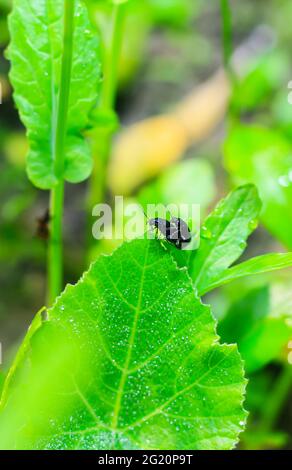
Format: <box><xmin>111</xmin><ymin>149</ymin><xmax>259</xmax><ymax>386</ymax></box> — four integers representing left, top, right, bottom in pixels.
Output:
<box><xmin>189</xmin><ymin>184</ymin><xmax>261</xmax><ymax>295</ymax></box>
<box><xmin>0</xmin><ymin>240</ymin><xmax>246</xmax><ymax>450</ymax></box>
<box><xmin>201</xmin><ymin>253</ymin><xmax>292</xmax><ymax>295</ymax></box>
<box><xmin>8</xmin><ymin>0</ymin><xmax>101</xmax><ymax>189</ymax></box>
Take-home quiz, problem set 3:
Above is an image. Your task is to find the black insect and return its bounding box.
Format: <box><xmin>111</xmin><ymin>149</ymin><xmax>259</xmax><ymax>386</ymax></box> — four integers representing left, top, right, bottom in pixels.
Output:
<box><xmin>36</xmin><ymin>209</ymin><xmax>50</xmax><ymax>241</ymax></box>
<box><xmin>148</xmin><ymin>216</ymin><xmax>192</xmax><ymax>250</ymax></box>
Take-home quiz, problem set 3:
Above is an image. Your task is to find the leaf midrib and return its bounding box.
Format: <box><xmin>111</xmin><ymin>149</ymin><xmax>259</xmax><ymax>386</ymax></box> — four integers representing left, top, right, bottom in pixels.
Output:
<box><xmin>46</xmin><ymin>0</ymin><xmax>59</xmax><ymax>165</ymax></box>
<box><xmin>111</xmin><ymin>243</ymin><xmax>150</xmax><ymax>430</ymax></box>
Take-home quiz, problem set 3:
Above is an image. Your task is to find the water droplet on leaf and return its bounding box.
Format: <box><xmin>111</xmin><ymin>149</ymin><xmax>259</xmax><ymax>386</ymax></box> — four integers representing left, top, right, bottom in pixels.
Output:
<box><xmin>248</xmin><ymin>219</ymin><xmax>258</xmax><ymax>231</ymax></box>
<box><xmin>201</xmin><ymin>226</ymin><xmax>212</xmax><ymax>240</ymax></box>
<box><xmin>278</xmin><ymin>175</ymin><xmax>290</xmax><ymax>187</ymax></box>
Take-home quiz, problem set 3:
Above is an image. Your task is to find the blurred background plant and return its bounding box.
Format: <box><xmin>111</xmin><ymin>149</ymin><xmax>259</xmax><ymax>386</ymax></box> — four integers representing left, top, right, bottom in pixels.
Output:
<box><xmin>0</xmin><ymin>0</ymin><xmax>291</xmax><ymax>449</ymax></box>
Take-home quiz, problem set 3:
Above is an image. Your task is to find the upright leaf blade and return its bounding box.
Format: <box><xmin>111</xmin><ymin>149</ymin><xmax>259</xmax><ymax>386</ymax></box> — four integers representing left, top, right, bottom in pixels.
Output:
<box><xmin>201</xmin><ymin>252</ymin><xmax>292</xmax><ymax>295</ymax></box>
<box><xmin>8</xmin><ymin>0</ymin><xmax>101</xmax><ymax>189</ymax></box>
<box><xmin>0</xmin><ymin>240</ymin><xmax>246</xmax><ymax>450</ymax></box>
<box><xmin>190</xmin><ymin>184</ymin><xmax>261</xmax><ymax>295</ymax></box>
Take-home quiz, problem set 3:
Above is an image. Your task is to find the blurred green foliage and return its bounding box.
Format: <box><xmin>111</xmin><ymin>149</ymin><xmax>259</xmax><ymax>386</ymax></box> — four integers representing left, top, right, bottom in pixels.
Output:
<box><xmin>138</xmin><ymin>158</ymin><xmax>216</xmax><ymax>217</ymax></box>
<box><xmin>224</xmin><ymin>125</ymin><xmax>292</xmax><ymax>249</ymax></box>
<box><xmin>231</xmin><ymin>51</ymin><xmax>290</xmax><ymax>113</ymax></box>
<box><xmin>218</xmin><ymin>286</ymin><xmax>292</xmax><ymax>374</ymax></box>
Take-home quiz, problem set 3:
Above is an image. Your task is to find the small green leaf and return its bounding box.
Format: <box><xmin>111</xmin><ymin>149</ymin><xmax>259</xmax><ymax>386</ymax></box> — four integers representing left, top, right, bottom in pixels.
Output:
<box><xmin>0</xmin><ymin>240</ymin><xmax>246</xmax><ymax>450</ymax></box>
<box><xmin>201</xmin><ymin>253</ymin><xmax>292</xmax><ymax>295</ymax></box>
<box><xmin>224</xmin><ymin>124</ymin><xmax>292</xmax><ymax>249</ymax></box>
<box><xmin>8</xmin><ymin>0</ymin><xmax>101</xmax><ymax>189</ymax></box>
<box><xmin>190</xmin><ymin>184</ymin><xmax>261</xmax><ymax>295</ymax></box>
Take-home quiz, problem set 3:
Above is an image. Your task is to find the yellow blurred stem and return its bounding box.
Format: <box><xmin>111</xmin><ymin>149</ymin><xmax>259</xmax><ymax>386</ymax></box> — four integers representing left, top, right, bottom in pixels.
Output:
<box><xmin>108</xmin><ymin>70</ymin><xmax>231</xmax><ymax>195</ymax></box>
<box><xmin>175</xmin><ymin>70</ymin><xmax>230</xmax><ymax>142</ymax></box>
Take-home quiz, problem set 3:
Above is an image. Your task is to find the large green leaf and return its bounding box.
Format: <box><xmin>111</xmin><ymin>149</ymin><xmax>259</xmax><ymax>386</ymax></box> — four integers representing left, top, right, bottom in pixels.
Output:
<box><xmin>224</xmin><ymin>124</ymin><xmax>292</xmax><ymax>249</ymax></box>
<box><xmin>189</xmin><ymin>185</ymin><xmax>261</xmax><ymax>295</ymax></box>
<box><xmin>0</xmin><ymin>240</ymin><xmax>246</xmax><ymax>450</ymax></box>
<box><xmin>8</xmin><ymin>0</ymin><xmax>101</xmax><ymax>189</ymax></box>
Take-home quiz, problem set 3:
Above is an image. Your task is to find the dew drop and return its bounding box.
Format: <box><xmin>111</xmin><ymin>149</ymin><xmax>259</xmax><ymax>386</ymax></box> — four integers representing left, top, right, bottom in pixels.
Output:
<box><xmin>201</xmin><ymin>226</ymin><xmax>212</xmax><ymax>240</ymax></box>
<box><xmin>278</xmin><ymin>175</ymin><xmax>290</xmax><ymax>188</ymax></box>
<box><xmin>248</xmin><ymin>219</ymin><xmax>258</xmax><ymax>231</ymax></box>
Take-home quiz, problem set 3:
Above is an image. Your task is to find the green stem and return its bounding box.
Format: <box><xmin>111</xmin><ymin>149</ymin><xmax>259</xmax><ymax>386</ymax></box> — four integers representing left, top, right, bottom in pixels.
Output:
<box><xmin>220</xmin><ymin>0</ymin><xmax>237</xmax><ymax>123</ymax></box>
<box><xmin>102</xmin><ymin>3</ymin><xmax>127</xmax><ymax>110</ymax></box>
<box><xmin>87</xmin><ymin>2</ymin><xmax>127</xmax><ymax>252</ymax></box>
<box><xmin>48</xmin><ymin>182</ymin><xmax>65</xmax><ymax>305</ymax></box>
<box><xmin>89</xmin><ymin>3</ymin><xmax>126</xmax><ymax>201</ymax></box>
<box><xmin>220</xmin><ymin>0</ymin><xmax>233</xmax><ymax>73</ymax></box>
<box><xmin>48</xmin><ymin>0</ymin><xmax>75</xmax><ymax>305</ymax></box>
<box><xmin>259</xmin><ymin>363</ymin><xmax>292</xmax><ymax>434</ymax></box>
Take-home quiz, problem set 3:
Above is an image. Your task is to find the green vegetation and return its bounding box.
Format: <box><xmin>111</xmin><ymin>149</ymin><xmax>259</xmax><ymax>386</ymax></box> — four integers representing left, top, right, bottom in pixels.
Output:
<box><xmin>0</xmin><ymin>0</ymin><xmax>291</xmax><ymax>450</ymax></box>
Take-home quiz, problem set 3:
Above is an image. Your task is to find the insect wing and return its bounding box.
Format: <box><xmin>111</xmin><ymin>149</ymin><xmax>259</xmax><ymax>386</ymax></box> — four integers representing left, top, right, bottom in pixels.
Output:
<box><xmin>171</xmin><ymin>217</ymin><xmax>192</xmax><ymax>242</ymax></box>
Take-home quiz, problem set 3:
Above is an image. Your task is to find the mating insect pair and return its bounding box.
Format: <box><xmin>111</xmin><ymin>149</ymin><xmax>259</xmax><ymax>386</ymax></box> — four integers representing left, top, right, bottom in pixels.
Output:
<box><xmin>148</xmin><ymin>216</ymin><xmax>193</xmax><ymax>250</ymax></box>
